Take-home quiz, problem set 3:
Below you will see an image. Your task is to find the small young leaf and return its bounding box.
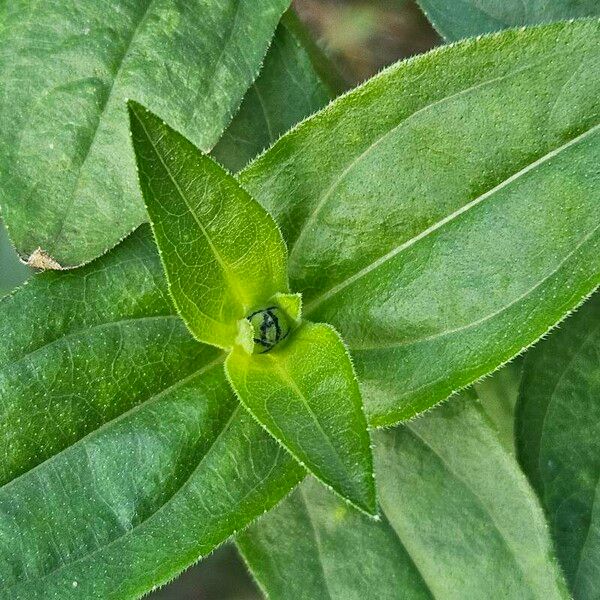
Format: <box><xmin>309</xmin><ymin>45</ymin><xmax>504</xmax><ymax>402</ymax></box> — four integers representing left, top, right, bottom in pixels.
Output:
<box><xmin>516</xmin><ymin>293</ymin><xmax>600</xmax><ymax>597</ymax></box>
<box><xmin>238</xmin><ymin>395</ymin><xmax>570</xmax><ymax>600</ymax></box>
<box><xmin>0</xmin><ymin>0</ymin><xmax>291</xmax><ymax>268</ymax></box>
<box><xmin>128</xmin><ymin>103</ymin><xmax>288</xmax><ymax>349</ymax></box>
<box><xmin>417</xmin><ymin>0</ymin><xmax>600</xmax><ymax>41</ymax></box>
<box><xmin>225</xmin><ymin>321</ymin><xmax>376</xmax><ymax>515</ymax></box>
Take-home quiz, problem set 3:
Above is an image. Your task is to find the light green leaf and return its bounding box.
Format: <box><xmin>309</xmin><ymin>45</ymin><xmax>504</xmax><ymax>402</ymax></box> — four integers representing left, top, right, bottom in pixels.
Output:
<box><xmin>128</xmin><ymin>102</ymin><xmax>288</xmax><ymax>349</ymax></box>
<box><xmin>226</xmin><ymin>321</ymin><xmax>376</xmax><ymax>515</ymax></box>
<box><xmin>239</xmin><ymin>20</ymin><xmax>600</xmax><ymax>426</ymax></box>
<box><xmin>416</xmin><ymin>0</ymin><xmax>600</xmax><ymax>41</ymax></box>
<box><xmin>0</xmin><ymin>0</ymin><xmax>290</xmax><ymax>268</ymax></box>
<box><xmin>474</xmin><ymin>359</ymin><xmax>523</xmax><ymax>454</ymax></box>
<box><xmin>211</xmin><ymin>12</ymin><xmax>335</xmax><ymax>173</ymax></box>
<box><xmin>0</xmin><ymin>227</ymin><xmax>304</xmax><ymax>599</ymax></box>
<box><xmin>238</xmin><ymin>395</ymin><xmax>569</xmax><ymax>600</ymax></box>
<box><xmin>516</xmin><ymin>293</ymin><xmax>600</xmax><ymax>598</ymax></box>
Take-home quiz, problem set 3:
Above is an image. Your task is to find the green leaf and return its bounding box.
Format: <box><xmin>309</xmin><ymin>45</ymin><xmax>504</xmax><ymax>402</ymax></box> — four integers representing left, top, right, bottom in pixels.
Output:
<box><xmin>516</xmin><ymin>293</ymin><xmax>600</xmax><ymax>598</ymax></box>
<box><xmin>226</xmin><ymin>321</ymin><xmax>376</xmax><ymax>515</ymax></box>
<box><xmin>0</xmin><ymin>227</ymin><xmax>304</xmax><ymax>599</ymax></box>
<box><xmin>128</xmin><ymin>102</ymin><xmax>288</xmax><ymax>349</ymax></box>
<box><xmin>474</xmin><ymin>359</ymin><xmax>523</xmax><ymax>454</ymax></box>
<box><xmin>0</xmin><ymin>0</ymin><xmax>290</xmax><ymax>268</ymax></box>
<box><xmin>238</xmin><ymin>395</ymin><xmax>569</xmax><ymax>599</ymax></box>
<box><xmin>211</xmin><ymin>12</ymin><xmax>335</xmax><ymax>173</ymax></box>
<box><xmin>416</xmin><ymin>0</ymin><xmax>600</xmax><ymax>41</ymax></box>
<box><xmin>238</xmin><ymin>20</ymin><xmax>600</xmax><ymax>426</ymax></box>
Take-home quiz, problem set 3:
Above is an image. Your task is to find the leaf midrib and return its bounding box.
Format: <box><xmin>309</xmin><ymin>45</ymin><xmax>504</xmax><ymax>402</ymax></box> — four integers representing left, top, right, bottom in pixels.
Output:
<box><xmin>0</xmin><ymin>314</ymin><xmax>179</xmax><ymax>372</ymax></box>
<box><xmin>288</xmin><ymin>53</ymin><xmax>550</xmax><ymax>268</ymax></box>
<box><xmin>305</xmin><ymin>121</ymin><xmax>600</xmax><ymax>317</ymax></box>
<box><xmin>350</xmin><ymin>222</ymin><xmax>600</xmax><ymax>354</ymax></box>
<box><xmin>0</xmin><ymin>354</ymin><xmax>226</xmax><ymax>496</ymax></box>
<box><xmin>254</xmin><ymin>352</ymin><xmax>352</xmax><ymax>483</ymax></box>
<box><xmin>131</xmin><ymin>105</ymin><xmax>250</xmax><ymax>315</ymax></box>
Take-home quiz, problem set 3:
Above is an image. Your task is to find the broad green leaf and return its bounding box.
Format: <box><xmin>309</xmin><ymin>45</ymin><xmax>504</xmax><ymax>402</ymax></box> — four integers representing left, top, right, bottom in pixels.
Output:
<box><xmin>238</xmin><ymin>395</ymin><xmax>569</xmax><ymax>599</ymax></box>
<box><xmin>416</xmin><ymin>0</ymin><xmax>600</xmax><ymax>41</ymax></box>
<box><xmin>211</xmin><ymin>12</ymin><xmax>335</xmax><ymax>173</ymax></box>
<box><xmin>128</xmin><ymin>103</ymin><xmax>288</xmax><ymax>349</ymax></box>
<box><xmin>0</xmin><ymin>227</ymin><xmax>304</xmax><ymax>599</ymax></box>
<box><xmin>226</xmin><ymin>322</ymin><xmax>376</xmax><ymax>515</ymax></box>
<box><xmin>238</xmin><ymin>20</ymin><xmax>600</xmax><ymax>426</ymax></box>
<box><xmin>0</xmin><ymin>0</ymin><xmax>290</xmax><ymax>268</ymax></box>
<box><xmin>516</xmin><ymin>293</ymin><xmax>600</xmax><ymax>598</ymax></box>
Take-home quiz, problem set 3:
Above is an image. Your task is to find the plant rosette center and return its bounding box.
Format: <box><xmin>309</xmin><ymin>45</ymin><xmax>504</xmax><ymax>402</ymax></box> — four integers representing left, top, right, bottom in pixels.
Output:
<box><xmin>246</xmin><ymin>306</ymin><xmax>291</xmax><ymax>353</ymax></box>
<box><xmin>238</xmin><ymin>293</ymin><xmax>302</xmax><ymax>355</ymax></box>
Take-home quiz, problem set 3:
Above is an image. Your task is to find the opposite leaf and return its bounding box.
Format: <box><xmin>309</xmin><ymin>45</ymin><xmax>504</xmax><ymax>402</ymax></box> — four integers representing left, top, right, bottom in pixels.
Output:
<box><xmin>0</xmin><ymin>0</ymin><xmax>291</xmax><ymax>268</ymax></box>
<box><xmin>128</xmin><ymin>102</ymin><xmax>288</xmax><ymax>349</ymax></box>
<box><xmin>516</xmin><ymin>293</ymin><xmax>600</xmax><ymax>598</ymax></box>
<box><xmin>226</xmin><ymin>321</ymin><xmax>376</xmax><ymax>515</ymax></box>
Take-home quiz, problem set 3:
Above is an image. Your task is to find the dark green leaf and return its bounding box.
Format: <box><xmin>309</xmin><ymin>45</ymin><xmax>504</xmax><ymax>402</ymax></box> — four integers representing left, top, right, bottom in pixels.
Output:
<box><xmin>0</xmin><ymin>0</ymin><xmax>290</xmax><ymax>268</ymax></box>
<box><xmin>128</xmin><ymin>103</ymin><xmax>288</xmax><ymax>349</ymax></box>
<box><xmin>238</xmin><ymin>20</ymin><xmax>600</xmax><ymax>426</ymax></box>
<box><xmin>0</xmin><ymin>228</ymin><xmax>304</xmax><ymax>599</ymax></box>
<box><xmin>516</xmin><ymin>293</ymin><xmax>600</xmax><ymax>598</ymax></box>
<box><xmin>0</xmin><ymin>16</ymin><xmax>337</xmax><ymax>595</ymax></box>
<box><xmin>211</xmin><ymin>12</ymin><xmax>335</xmax><ymax>173</ymax></box>
<box><xmin>416</xmin><ymin>0</ymin><xmax>600</xmax><ymax>41</ymax></box>
<box><xmin>238</xmin><ymin>395</ymin><xmax>569</xmax><ymax>599</ymax></box>
<box><xmin>226</xmin><ymin>321</ymin><xmax>376</xmax><ymax>515</ymax></box>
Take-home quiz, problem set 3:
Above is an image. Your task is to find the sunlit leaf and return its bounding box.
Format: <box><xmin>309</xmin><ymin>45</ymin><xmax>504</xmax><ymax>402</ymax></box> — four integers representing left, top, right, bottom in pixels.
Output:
<box><xmin>129</xmin><ymin>103</ymin><xmax>288</xmax><ymax>349</ymax></box>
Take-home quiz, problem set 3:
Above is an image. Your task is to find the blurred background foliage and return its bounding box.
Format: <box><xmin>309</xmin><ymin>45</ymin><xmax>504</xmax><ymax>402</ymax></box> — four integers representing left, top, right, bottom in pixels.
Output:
<box><xmin>0</xmin><ymin>1</ymin><xmax>438</xmax><ymax>597</ymax></box>
<box><xmin>0</xmin><ymin>221</ymin><xmax>30</xmax><ymax>297</ymax></box>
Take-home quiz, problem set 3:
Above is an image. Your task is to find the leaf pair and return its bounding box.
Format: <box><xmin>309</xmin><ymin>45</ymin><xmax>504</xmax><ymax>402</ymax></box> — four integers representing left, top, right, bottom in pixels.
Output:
<box><xmin>128</xmin><ymin>103</ymin><xmax>376</xmax><ymax>515</ymax></box>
